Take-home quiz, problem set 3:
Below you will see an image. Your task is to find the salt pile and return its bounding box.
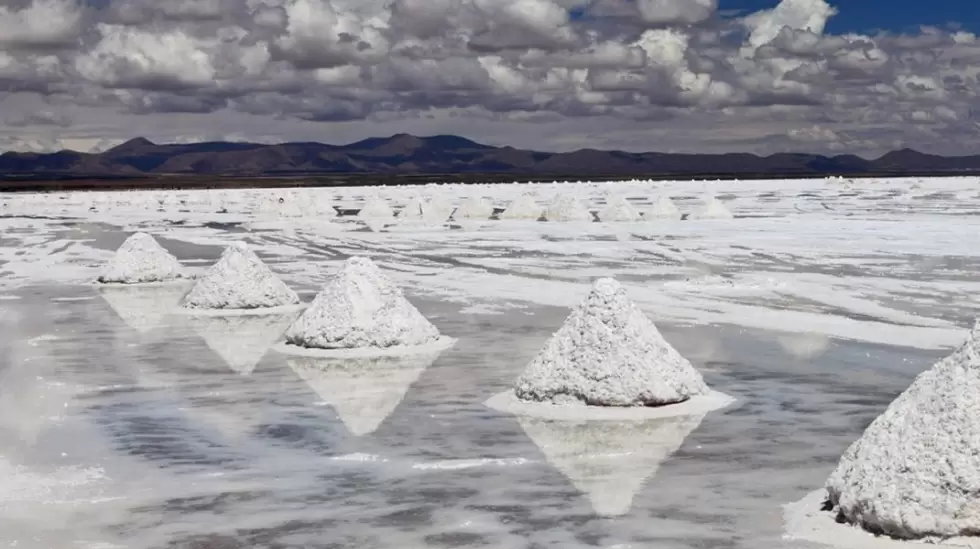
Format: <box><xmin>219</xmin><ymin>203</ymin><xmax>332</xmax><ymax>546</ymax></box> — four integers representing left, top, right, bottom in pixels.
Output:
<box><xmin>286</xmin><ymin>349</ymin><xmax>444</xmax><ymax>436</ymax></box>
<box><xmin>179</xmin><ymin>242</ymin><xmax>300</xmax><ymax>312</ymax></box>
<box><xmin>598</xmin><ymin>196</ymin><xmax>641</xmax><ymax>222</ymax></box>
<box><xmin>280</xmin><ymin>256</ymin><xmax>450</xmax><ymax>355</ymax></box>
<box><xmin>191</xmin><ymin>313</ymin><xmax>299</xmax><ymax>375</ymax></box>
<box><xmin>358</xmin><ymin>196</ymin><xmax>394</xmax><ymax>219</ymax></box>
<box><xmin>518</xmin><ymin>414</ymin><xmax>707</xmax><ymax>516</ymax></box>
<box><xmin>399</xmin><ymin>196</ymin><xmax>425</xmax><ymax>219</ymax></box>
<box><xmin>518</xmin><ymin>278</ymin><xmax>708</xmax><ymax>406</ymax></box>
<box><xmin>786</xmin><ymin>321</ymin><xmax>980</xmax><ymax>544</ymax></box>
<box><xmin>544</xmin><ymin>195</ymin><xmax>592</xmax><ymax>222</ymax></box>
<box><xmin>452</xmin><ymin>196</ymin><xmax>495</xmax><ymax>220</ymax></box>
<box><xmin>98</xmin><ymin>232</ymin><xmax>185</xmax><ymax>284</ymax></box>
<box><xmin>643</xmin><ymin>196</ymin><xmax>682</xmax><ymax>220</ymax></box>
<box><xmin>421</xmin><ymin>196</ymin><xmax>454</xmax><ymax>222</ymax></box>
<box><xmin>689</xmin><ymin>196</ymin><xmax>734</xmax><ymax>220</ymax></box>
<box><xmin>500</xmin><ymin>193</ymin><xmax>543</xmax><ymax>220</ymax></box>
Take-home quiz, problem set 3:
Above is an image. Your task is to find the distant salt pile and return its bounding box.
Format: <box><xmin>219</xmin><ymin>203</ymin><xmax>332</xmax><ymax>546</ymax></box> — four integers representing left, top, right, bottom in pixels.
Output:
<box><xmin>452</xmin><ymin>196</ymin><xmax>495</xmax><ymax>220</ymax></box>
<box><xmin>689</xmin><ymin>196</ymin><xmax>734</xmax><ymax>220</ymax></box>
<box><xmin>281</xmin><ymin>256</ymin><xmax>448</xmax><ymax>354</ymax></box>
<box><xmin>357</xmin><ymin>196</ymin><xmax>394</xmax><ymax>219</ymax></box>
<box><xmin>399</xmin><ymin>196</ymin><xmax>425</xmax><ymax>219</ymax></box>
<box><xmin>598</xmin><ymin>196</ymin><xmax>640</xmax><ymax>222</ymax></box>
<box><xmin>820</xmin><ymin>321</ymin><xmax>980</xmax><ymax>540</ymax></box>
<box><xmin>512</xmin><ymin>278</ymin><xmax>709</xmax><ymax>408</ymax></box>
<box><xmin>180</xmin><ymin>242</ymin><xmax>300</xmax><ymax>312</ymax></box>
<box><xmin>98</xmin><ymin>232</ymin><xmax>185</xmax><ymax>285</ymax></box>
<box><xmin>422</xmin><ymin>196</ymin><xmax>454</xmax><ymax>222</ymax></box>
<box><xmin>500</xmin><ymin>193</ymin><xmax>543</xmax><ymax>220</ymax></box>
<box><xmin>643</xmin><ymin>196</ymin><xmax>682</xmax><ymax>220</ymax></box>
<box><xmin>544</xmin><ymin>195</ymin><xmax>592</xmax><ymax>222</ymax></box>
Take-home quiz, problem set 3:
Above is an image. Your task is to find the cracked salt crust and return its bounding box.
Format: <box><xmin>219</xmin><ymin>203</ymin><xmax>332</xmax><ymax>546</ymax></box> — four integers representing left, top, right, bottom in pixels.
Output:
<box><xmin>512</xmin><ymin>277</ymin><xmax>712</xmax><ymax>408</ymax></box>
<box><xmin>179</xmin><ymin>242</ymin><xmax>300</xmax><ymax>312</ymax></box>
<box><xmin>279</xmin><ymin>256</ymin><xmax>448</xmax><ymax>355</ymax></box>
<box><xmin>97</xmin><ymin>232</ymin><xmax>185</xmax><ymax>285</ymax></box>
<box><xmin>814</xmin><ymin>320</ymin><xmax>980</xmax><ymax>541</ymax></box>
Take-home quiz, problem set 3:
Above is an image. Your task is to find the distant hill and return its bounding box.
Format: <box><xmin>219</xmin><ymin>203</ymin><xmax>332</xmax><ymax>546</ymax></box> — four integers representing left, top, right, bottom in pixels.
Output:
<box><xmin>1</xmin><ymin>134</ymin><xmax>979</xmax><ymax>179</ymax></box>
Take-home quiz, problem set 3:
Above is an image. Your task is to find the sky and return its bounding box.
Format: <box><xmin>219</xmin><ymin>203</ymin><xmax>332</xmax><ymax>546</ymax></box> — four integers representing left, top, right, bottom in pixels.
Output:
<box><xmin>0</xmin><ymin>0</ymin><xmax>978</xmax><ymax>157</ymax></box>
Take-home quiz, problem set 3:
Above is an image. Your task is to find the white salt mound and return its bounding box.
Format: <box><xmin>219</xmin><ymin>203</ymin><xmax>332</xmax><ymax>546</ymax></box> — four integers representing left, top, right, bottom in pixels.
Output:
<box><xmin>544</xmin><ymin>195</ymin><xmax>592</xmax><ymax>222</ymax></box>
<box><xmin>516</xmin><ymin>278</ymin><xmax>709</xmax><ymax>407</ymax></box>
<box><xmin>453</xmin><ymin>196</ymin><xmax>495</xmax><ymax>220</ymax></box>
<box><xmin>501</xmin><ymin>194</ymin><xmax>543</xmax><ymax>220</ymax></box>
<box><xmin>98</xmin><ymin>232</ymin><xmax>185</xmax><ymax>284</ymax></box>
<box><xmin>825</xmin><ymin>321</ymin><xmax>980</xmax><ymax>540</ymax></box>
<box><xmin>180</xmin><ymin>242</ymin><xmax>300</xmax><ymax>311</ymax></box>
<box><xmin>399</xmin><ymin>196</ymin><xmax>425</xmax><ymax>219</ymax></box>
<box><xmin>422</xmin><ymin>196</ymin><xmax>454</xmax><ymax>222</ymax></box>
<box><xmin>643</xmin><ymin>196</ymin><xmax>682</xmax><ymax>220</ymax></box>
<box><xmin>358</xmin><ymin>197</ymin><xmax>394</xmax><ymax>219</ymax></box>
<box><xmin>284</xmin><ymin>256</ymin><xmax>441</xmax><ymax>350</ymax></box>
<box><xmin>598</xmin><ymin>196</ymin><xmax>640</xmax><ymax>222</ymax></box>
<box><xmin>689</xmin><ymin>196</ymin><xmax>734</xmax><ymax>220</ymax></box>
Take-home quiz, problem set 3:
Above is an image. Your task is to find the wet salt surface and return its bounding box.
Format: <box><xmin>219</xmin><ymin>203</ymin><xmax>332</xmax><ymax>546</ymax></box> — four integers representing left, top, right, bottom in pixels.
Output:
<box><xmin>0</xmin><ymin>277</ymin><xmax>941</xmax><ymax>549</ymax></box>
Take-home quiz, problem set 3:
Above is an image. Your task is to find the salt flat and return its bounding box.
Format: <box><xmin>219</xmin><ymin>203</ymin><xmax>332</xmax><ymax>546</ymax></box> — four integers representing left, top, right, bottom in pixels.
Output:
<box><xmin>0</xmin><ymin>176</ymin><xmax>977</xmax><ymax>547</ymax></box>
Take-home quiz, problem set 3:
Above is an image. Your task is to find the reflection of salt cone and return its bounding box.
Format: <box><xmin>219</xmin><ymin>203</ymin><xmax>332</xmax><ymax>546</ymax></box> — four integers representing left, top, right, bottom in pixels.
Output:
<box><xmin>98</xmin><ymin>283</ymin><xmax>189</xmax><ymax>333</ymax></box>
<box><xmin>190</xmin><ymin>312</ymin><xmax>299</xmax><ymax>375</ymax></box>
<box><xmin>517</xmin><ymin>413</ymin><xmax>706</xmax><ymax>517</ymax></box>
<box><xmin>286</xmin><ymin>350</ymin><xmax>443</xmax><ymax>436</ymax></box>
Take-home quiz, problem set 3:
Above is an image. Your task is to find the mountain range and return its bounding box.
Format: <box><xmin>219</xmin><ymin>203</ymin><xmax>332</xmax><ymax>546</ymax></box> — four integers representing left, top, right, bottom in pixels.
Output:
<box><xmin>2</xmin><ymin>134</ymin><xmax>979</xmax><ymax>179</ymax></box>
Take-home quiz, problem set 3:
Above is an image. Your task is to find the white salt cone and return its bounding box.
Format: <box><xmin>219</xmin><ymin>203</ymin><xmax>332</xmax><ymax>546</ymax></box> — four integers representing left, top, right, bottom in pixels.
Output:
<box><xmin>99</xmin><ymin>232</ymin><xmax>185</xmax><ymax>284</ymax></box>
<box><xmin>516</xmin><ymin>278</ymin><xmax>708</xmax><ymax>407</ymax></box>
<box><xmin>825</xmin><ymin>321</ymin><xmax>980</xmax><ymax>539</ymax></box>
<box><xmin>180</xmin><ymin>242</ymin><xmax>299</xmax><ymax>311</ymax></box>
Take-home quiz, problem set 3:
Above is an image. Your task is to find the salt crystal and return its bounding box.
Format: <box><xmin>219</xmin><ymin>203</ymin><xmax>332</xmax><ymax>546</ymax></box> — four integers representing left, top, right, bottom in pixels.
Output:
<box><xmin>284</xmin><ymin>256</ymin><xmax>441</xmax><ymax>350</ymax></box>
<box><xmin>98</xmin><ymin>232</ymin><xmax>185</xmax><ymax>284</ymax></box>
<box><xmin>500</xmin><ymin>193</ymin><xmax>543</xmax><ymax>220</ymax></box>
<box><xmin>516</xmin><ymin>278</ymin><xmax>709</xmax><ymax>407</ymax></box>
<box><xmin>597</xmin><ymin>196</ymin><xmax>641</xmax><ymax>222</ymax></box>
<box><xmin>643</xmin><ymin>196</ymin><xmax>682</xmax><ymax>220</ymax></box>
<box><xmin>544</xmin><ymin>195</ymin><xmax>593</xmax><ymax>222</ymax></box>
<box><xmin>180</xmin><ymin>242</ymin><xmax>299</xmax><ymax>311</ymax></box>
<box><xmin>825</xmin><ymin>321</ymin><xmax>980</xmax><ymax>539</ymax></box>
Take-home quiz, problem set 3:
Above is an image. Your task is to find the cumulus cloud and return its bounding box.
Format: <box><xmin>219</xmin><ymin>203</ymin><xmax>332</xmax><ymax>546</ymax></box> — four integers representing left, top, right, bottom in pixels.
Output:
<box><xmin>0</xmin><ymin>0</ymin><xmax>977</xmax><ymax>156</ymax></box>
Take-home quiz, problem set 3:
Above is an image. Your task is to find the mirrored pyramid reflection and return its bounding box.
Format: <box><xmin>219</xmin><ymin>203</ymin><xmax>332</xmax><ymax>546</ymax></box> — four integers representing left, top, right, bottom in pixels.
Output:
<box><xmin>98</xmin><ymin>283</ymin><xmax>190</xmax><ymax>334</ymax></box>
<box><xmin>286</xmin><ymin>349</ymin><xmax>445</xmax><ymax>436</ymax></box>
<box><xmin>517</xmin><ymin>412</ymin><xmax>707</xmax><ymax>517</ymax></box>
<box><xmin>189</xmin><ymin>312</ymin><xmax>300</xmax><ymax>375</ymax></box>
